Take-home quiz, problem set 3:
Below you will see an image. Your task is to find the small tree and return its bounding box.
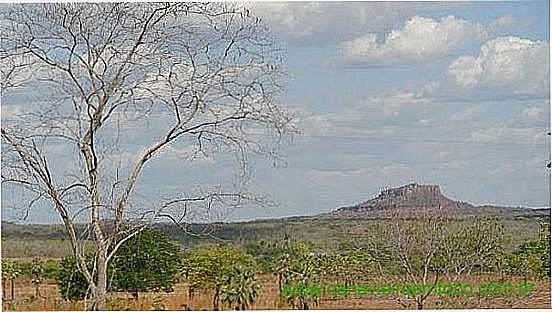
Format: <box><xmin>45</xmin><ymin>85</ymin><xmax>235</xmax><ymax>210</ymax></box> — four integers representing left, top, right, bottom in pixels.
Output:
<box><xmin>505</xmin><ymin>223</ymin><xmax>551</xmax><ymax>281</ymax></box>
<box><xmin>58</xmin><ymin>229</ymin><xmax>181</xmax><ymax>301</ymax></box>
<box><xmin>269</xmin><ymin>238</ymin><xmax>322</xmax><ymax>310</ymax></box>
<box><xmin>183</xmin><ymin>245</ymin><xmax>258</xmax><ymax>310</ymax></box>
<box><xmin>272</xmin><ymin>238</ymin><xmax>314</xmax><ymax>295</ymax></box>
<box><xmin>110</xmin><ymin>228</ymin><xmax>181</xmax><ymax>299</ymax></box>
<box><xmin>57</xmin><ymin>256</ymin><xmax>93</xmax><ymax>301</ymax></box>
<box><xmin>370</xmin><ymin>214</ymin><xmax>445</xmax><ymax>310</ymax></box>
<box><xmin>1</xmin><ymin>260</ymin><xmax>21</xmax><ymax>300</ymax></box>
<box><xmin>282</xmin><ymin>253</ymin><xmax>321</xmax><ymax>310</ymax></box>
<box><xmin>438</xmin><ymin>218</ymin><xmax>504</xmax><ymax>280</ymax></box>
<box><xmin>220</xmin><ymin>265</ymin><xmax>261</xmax><ymax>310</ymax></box>
<box><xmin>30</xmin><ymin>257</ymin><xmax>45</xmax><ymax>298</ymax></box>
<box><xmin>319</xmin><ymin>251</ymin><xmax>369</xmax><ymax>286</ymax></box>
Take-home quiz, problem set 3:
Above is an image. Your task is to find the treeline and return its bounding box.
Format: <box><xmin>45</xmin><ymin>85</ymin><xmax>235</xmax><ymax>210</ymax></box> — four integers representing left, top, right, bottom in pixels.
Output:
<box><xmin>2</xmin><ymin>218</ymin><xmax>550</xmax><ymax>310</ymax></box>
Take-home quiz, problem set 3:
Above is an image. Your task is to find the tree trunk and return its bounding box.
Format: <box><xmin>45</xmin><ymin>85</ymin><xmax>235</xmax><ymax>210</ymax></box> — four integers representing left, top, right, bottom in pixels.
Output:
<box><xmin>93</xmin><ymin>250</ymin><xmax>108</xmax><ymax>311</ymax></box>
<box><xmin>278</xmin><ymin>274</ymin><xmax>283</xmax><ymax>295</ymax></box>
<box><xmin>212</xmin><ymin>289</ymin><xmax>220</xmax><ymax>311</ymax></box>
<box><xmin>34</xmin><ymin>283</ymin><xmax>41</xmax><ymax>298</ymax></box>
<box><xmin>2</xmin><ymin>278</ymin><xmax>5</xmax><ymax>300</ymax></box>
<box><xmin>10</xmin><ymin>279</ymin><xmax>14</xmax><ymax>300</ymax></box>
<box><xmin>416</xmin><ymin>299</ymin><xmax>423</xmax><ymax>310</ymax></box>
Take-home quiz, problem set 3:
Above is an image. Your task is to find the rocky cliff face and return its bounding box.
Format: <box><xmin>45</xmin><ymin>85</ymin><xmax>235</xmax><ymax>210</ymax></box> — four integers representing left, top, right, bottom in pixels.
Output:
<box><xmin>320</xmin><ymin>183</ymin><xmax>548</xmax><ymax>219</ymax></box>
<box><xmin>376</xmin><ymin>183</ymin><xmax>441</xmax><ymax>199</ymax></box>
<box><xmin>347</xmin><ymin>183</ymin><xmax>462</xmax><ymax>215</ymax></box>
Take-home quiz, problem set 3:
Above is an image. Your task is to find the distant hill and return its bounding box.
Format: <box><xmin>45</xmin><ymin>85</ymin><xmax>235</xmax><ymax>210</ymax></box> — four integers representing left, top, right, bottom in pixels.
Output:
<box><xmin>314</xmin><ymin>183</ymin><xmax>550</xmax><ymax>219</ymax></box>
<box><xmin>1</xmin><ymin>183</ymin><xmax>549</xmax><ymax>248</ymax></box>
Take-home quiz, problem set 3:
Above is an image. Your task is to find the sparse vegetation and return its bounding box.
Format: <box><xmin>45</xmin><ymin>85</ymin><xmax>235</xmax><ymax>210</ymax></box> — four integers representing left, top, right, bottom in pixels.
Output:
<box><xmin>1</xmin><ymin>218</ymin><xmax>550</xmax><ymax>310</ymax></box>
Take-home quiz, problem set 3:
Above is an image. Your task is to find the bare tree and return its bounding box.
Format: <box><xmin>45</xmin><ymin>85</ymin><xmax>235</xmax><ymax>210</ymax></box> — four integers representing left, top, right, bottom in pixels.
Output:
<box><xmin>1</xmin><ymin>3</ymin><xmax>294</xmax><ymax>310</ymax></box>
<box><xmin>438</xmin><ymin>218</ymin><xmax>504</xmax><ymax>280</ymax></box>
<box><xmin>393</xmin><ymin>216</ymin><xmax>444</xmax><ymax>309</ymax></box>
<box><xmin>369</xmin><ymin>212</ymin><xmax>445</xmax><ymax>310</ymax></box>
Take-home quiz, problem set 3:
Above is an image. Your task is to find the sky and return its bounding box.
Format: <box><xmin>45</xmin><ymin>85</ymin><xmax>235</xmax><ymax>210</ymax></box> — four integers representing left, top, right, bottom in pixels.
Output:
<box><xmin>1</xmin><ymin>1</ymin><xmax>551</xmax><ymax>223</ymax></box>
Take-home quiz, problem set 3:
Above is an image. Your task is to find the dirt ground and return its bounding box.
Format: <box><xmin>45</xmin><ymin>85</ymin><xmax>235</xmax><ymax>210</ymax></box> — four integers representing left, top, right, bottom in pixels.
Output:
<box><xmin>2</xmin><ymin>275</ymin><xmax>551</xmax><ymax>311</ymax></box>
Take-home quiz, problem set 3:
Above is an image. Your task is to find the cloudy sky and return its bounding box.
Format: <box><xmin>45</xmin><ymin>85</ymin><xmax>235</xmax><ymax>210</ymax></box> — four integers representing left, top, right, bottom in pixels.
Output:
<box><xmin>243</xmin><ymin>1</ymin><xmax>551</xmax><ymax>219</ymax></box>
<box><xmin>2</xmin><ymin>1</ymin><xmax>551</xmax><ymax>223</ymax></box>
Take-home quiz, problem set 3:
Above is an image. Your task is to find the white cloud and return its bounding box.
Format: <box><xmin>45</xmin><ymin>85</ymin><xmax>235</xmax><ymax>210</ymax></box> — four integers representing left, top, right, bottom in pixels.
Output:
<box><xmin>508</xmin><ymin>100</ymin><xmax>550</xmax><ymax>128</ymax></box>
<box><xmin>340</xmin><ymin>16</ymin><xmax>488</xmax><ymax>65</ymax></box>
<box><xmin>470</xmin><ymin>126</ymin><xmax>543</xmax><ymax>145</ymax></box>
<box><xmin>297</xmin><ymin>92</ymin><xmax>435</xmax><ymax>137</ymax></box>
<box><xmin>488</xmin><ymin>15</ymin><xmax>516</xmax><ymax>33</ymax></box>
<box><xmin>248</xmin><ymin>2</ymin><xmax>467</xmax><ymax>45</ymax></box>
<box><xmin>444</xmin><ymin>36</ymin><xmax>550</xmax><ymax>97</ymax></box>
<box><xmin>521</xmin><ymin>106</ymin><xmax>544</xmax><ymax>121</ymax></box>
<box><xmin>449</xmin><ymin>106</ymin><xmax>486</xmax><ymax>122</ymax></box>
<box><xmin>306</xmin><ymin>165</ymin><xmax>417</xmax><ymax>189</ymax></box>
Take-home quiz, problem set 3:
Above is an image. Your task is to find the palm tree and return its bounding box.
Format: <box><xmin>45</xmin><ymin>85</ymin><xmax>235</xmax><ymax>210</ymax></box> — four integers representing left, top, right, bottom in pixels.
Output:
<box><xmin>221</xmin><ymin>265</ymin><xmax>261</xmax><ymax>310</ymax></box>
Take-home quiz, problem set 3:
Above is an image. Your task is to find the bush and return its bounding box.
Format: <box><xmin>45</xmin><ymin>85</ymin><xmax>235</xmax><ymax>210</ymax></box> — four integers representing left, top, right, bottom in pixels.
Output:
<box><xmin>43</xmin><ymin>259</ymin><xmax>62</xmax><ymax>280</ymax></box>
<box><xmin>110</xmin><ymin>228</ymin><xmax>181</xmax><ymax>298</ymax></box>
<box><xmin>56</xmin><ymin>228</ymin><xmax>181</xmax><ymax>301</ymax></box>
<box><xmin>504</xmin><ymin>223</ymin><xmax>550</xmax><ymax>280</ymax></box>
<box><xmin>220</xmin><ymin>265</ymin><xmax>261</xmax><ymax>310</ymax></box>
<box><xmin>182</xmin><ymin>245</ymin><xmax>260</xmax><ymax>310</ymax></box>
<box><xmin>57</xmin><ymin>256</ymin><xmax>93</xmax><ymax>301</ymax></box>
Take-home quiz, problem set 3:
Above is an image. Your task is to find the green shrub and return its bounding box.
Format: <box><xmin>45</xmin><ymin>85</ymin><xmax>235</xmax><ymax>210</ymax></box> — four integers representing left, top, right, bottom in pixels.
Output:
<box><xmin>220</xmin><ymin>265</ymin><xmax>262</xmax><ymax>310</ymax></box>
<box><xmin>504</xmin><ymin>223</ymin><xmax>550</xmax><ymax>280</ymax></box>
<box><xmin>56</xmin><ymin>228</ymin><xmax>181</xmax><ymax>301</ymax></box>
<box><xmin>43</xmin><ymin>259</ymin><xmax>62</xmax><ymax>280</ymax></box>
<box><xmin>110</xmin><ymin>228</ymin><xmax>181</xmax><ymax>299</ymax></box>
<box><xmin>57</xmin><ymin>256</ymin><xmax>93</xmax><ymax>301</ymax></box>
<box><xmin>182</xmin><ymin>244</ymin><xmax>260</xmax><ymax>310</ymax></box>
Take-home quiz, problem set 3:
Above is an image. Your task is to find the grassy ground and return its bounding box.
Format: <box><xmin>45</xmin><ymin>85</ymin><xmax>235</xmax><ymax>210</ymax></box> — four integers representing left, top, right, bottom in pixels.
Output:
<box><xmin>2</xmin><ymin>275</ymin><xmax>550</xmax><ymax>311</ymax></box>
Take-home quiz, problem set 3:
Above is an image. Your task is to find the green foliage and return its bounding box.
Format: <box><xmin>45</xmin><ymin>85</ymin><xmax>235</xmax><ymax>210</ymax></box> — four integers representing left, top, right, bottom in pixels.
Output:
<box><xmin>57</xmin><ymin>255</ymin><xmax>93</xmax><ymax>301</ymax></box>
<box><xmin>182</xmin><ymin>244</ymin><xmax>259</xmax><ymax>310</ymax></box>
<box><xmin>43</xmin><ymin>259</ymin><xmax>62</xmax><ymax>280</ymax></box>
<box><xmin>183</xmin><ymin>245</ymin><xmax>256</xmax><ymax>290</ymax></box>
<box><xmin>504</xmin><ymin>223</ymin><xmax>551</xmax><ymax>280</ymax></box>
<box><xmin>2</xmin><ymin>259</ymin><xmax>22</xmax><ymax>300</ymax></box>
<box><xmin>2</xmin><ymin>259</ymin><xmax>22</xmax><ymax>280</ymax></box>
<box><xmin>282</xmin><ymin>280</ymin><xmax>320</xmax><ymax>310</ymax></box>
<box><xmin>58</xmin><ymin>258</ymin><xmax>85</xmax><ymax>301</ymax></box>
<box><xmin>244</xmin><ymin>239</ymin><xmax>287</xmax><ymax>273</ymax></box>
<box><xmin>57</xmin><ymin>228</ymin><xmax>181</xmax><ymax>301</ymax></box>
<box><xmin>220</xmin><ymin>265</ymin><xmax>261</xmax><ymax>310</ymax></box>
<box><xmin>273</xmin><ymin>238</ymin><xmax>314</xmax><ymax>280</ymax></box>
<box><xmin>271</xmin><ymin>238</ymin><xmax>323</xmax><ymax>309</ymax></box>
<box><xmin>30</xmin><ymin>257</ymin><xmax>44</xmax><ymax>284</ymax></box>
<box><xmin>318</xmin><ymin>251</ymin><xmax>372</xmax><ymax>285</ymax></box>
<box><xmin>110</xmin><ymin>228</ymin><xmax>181</xmax><ymax>298</ymax></box>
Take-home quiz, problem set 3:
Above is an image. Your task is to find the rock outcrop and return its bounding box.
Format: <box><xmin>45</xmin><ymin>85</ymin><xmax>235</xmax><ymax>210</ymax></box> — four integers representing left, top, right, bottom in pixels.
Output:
<box><xmin>319</xmin><ymin>183</ymin><xmax>549</xmax><ymax>219</ymax></box>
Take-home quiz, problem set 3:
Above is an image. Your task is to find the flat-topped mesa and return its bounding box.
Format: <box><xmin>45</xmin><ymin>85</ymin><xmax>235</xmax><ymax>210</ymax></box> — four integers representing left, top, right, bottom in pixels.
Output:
<box><xmin>354</xmin><ymin>183</ymin><xmax>450</xmax><ymax>212</ymax></box>
<box><xmin>322</xmin><ymin>183</ymin><xmax>551</xmax><ymax>219</ymax></box>
<box><xmin>377</xmin><ymin>183</ymin><xmax>442</xmax><ymax>200</ymax></box>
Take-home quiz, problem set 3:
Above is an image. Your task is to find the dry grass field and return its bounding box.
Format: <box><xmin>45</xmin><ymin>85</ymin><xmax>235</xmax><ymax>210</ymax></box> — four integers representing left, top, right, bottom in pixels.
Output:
<box><xmin>2</xmin><ymin>275</ymin><xmax>550</xmax><ymax>311</ymax></box>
